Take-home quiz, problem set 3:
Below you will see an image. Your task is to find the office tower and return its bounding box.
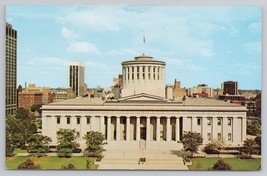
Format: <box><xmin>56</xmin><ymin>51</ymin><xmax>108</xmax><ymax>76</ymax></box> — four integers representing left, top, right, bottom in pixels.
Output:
<box><xmin>68</xmin><ymin>62</ymin><xmax>85</xmax><ymax>97</ymax></box>
<box><xmin>223</xmin><ymin>81</ymin><xmax>238</xmax><ymax>95</ymax></box>
<box><xmin>6</xmin><ymin>23</ymin><xmax>17</xmax><ymax>116</ymax></box>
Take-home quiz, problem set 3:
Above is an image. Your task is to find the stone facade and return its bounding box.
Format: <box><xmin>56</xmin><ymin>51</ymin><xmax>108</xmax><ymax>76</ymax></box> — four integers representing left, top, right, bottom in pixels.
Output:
<box><xmin>42</xmin><ymin>94</ymin><xmax>247</xmax><ymax>149</ymax></box>
<box><xmin>121</xmin><ymin>54</ymin><xmax>165</xmax><ymax>98</ymax></box>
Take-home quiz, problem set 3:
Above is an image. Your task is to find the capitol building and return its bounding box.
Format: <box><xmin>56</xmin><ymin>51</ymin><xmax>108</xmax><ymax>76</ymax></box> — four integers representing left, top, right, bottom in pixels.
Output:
<box><xmin>41</xmin><ymin>54</ymin><xmax>247</xmax><ymax>150</ymax></box>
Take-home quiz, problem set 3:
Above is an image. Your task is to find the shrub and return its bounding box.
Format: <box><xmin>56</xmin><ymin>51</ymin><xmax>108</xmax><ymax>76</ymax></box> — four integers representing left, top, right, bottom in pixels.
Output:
<box><xmin>17</xmin><ymin>159</ymin><xmax>40</xmax><ymax>169</ymax></box>
<box><xmin>61</xmin><ymin>163</ymin><xmax>76</xmax><ymax>170</ymax></box>
<box><xmin>212</xmin><ymin>159</ymin><xmax>231</xmax><ymax>170</ymax></box>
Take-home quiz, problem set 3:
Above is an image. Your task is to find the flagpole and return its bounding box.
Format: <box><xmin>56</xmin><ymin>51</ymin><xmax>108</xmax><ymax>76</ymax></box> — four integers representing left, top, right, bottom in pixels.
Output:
<box><xmin>143</xmin><ymin>35</ymin><xmax>146</xmax><ymax>55</ymax></box>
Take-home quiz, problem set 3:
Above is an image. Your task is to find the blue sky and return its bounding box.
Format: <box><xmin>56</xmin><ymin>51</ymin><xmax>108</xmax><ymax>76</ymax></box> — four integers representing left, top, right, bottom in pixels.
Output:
<box><xmin>6</xmin><ymin>5</ymin><xmax>262</xmax><ymax>89</ymax></box>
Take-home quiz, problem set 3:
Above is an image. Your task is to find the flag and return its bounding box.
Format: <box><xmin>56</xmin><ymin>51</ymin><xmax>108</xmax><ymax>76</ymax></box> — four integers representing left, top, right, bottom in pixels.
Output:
<box><xmin>143</xmin><ymin>36</ymin><xmax>146</xmax><ymax>44</ymax></box>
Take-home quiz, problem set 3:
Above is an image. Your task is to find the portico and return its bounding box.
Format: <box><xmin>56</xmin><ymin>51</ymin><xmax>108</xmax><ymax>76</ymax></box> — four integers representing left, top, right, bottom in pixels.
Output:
<box><xmin>105</xmin><ymin>116</ymin><xmax>180</xmax><ymax>142</ymax></box>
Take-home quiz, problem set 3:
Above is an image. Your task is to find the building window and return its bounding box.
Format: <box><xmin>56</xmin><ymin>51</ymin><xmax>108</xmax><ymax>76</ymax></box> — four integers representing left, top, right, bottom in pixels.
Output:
<box><xmin>207</xmin><ymin>118</ymin><xmax>211</xmax><ymax>125</ymax></box>
<box><xmin>217</xmin><ymin>118</ymin><xmax>222</xmax><ymax>126</ymax></box>
<box><xmin>228</xmin><ymin>133</ymin><xmax>232</xmax><ymax>141</ymax></box>
<box><xmin>217</xmin><ymin>133</ymin><xmax>222</xmax><ymax>140</ymax></box>
<box><xmin>197</xmin><ymin>118</ymin><xmax>201</xmax><ymax>125</ymax></box>
<box><xmin>87</xmin><ymin>117</ymin><xmax>90</xmax><ymax>124</ymax></box>
<box><xmin>77</xmin><ymin>117</ymin><xmax>80</xmax><ymax>124</ymax></box>
<box><xmin>77</xmin><ymin>132</ymin><xmax>80</xmax><ymax>138</ymax></box>
<box><xmin>67</xmin><ymin>117</ymin><xmax>70</xmax><ymax>124</ymax></box>
<box><xmin>228</xmin><ymin>118</ymin><xmax>232</xmax><ymax>126</ymax></box>
<box><xmin>57</xmin><ymin>117</ymin><xmax>60</xmax><ymax>124</ymax></box>
<box><xmin>207</xmin><ymin>133</ymin><xmax>211</xmax><ymax>141</ymax></box>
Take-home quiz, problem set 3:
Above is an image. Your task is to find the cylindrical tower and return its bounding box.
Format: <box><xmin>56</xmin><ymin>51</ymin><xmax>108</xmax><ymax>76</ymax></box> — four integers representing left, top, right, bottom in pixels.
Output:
<box><xmin>121</xmin><ymin>53</ymin><xmax>166</xmax><ymax>98</ymax></box>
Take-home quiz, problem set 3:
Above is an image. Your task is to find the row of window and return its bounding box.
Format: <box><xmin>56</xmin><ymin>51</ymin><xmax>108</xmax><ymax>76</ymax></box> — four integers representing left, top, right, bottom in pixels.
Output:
<box><xmin>124</xmin><ymin>66</ymin><xmax>162</xmax><ymax>81</ymax></box>
<box><xmin>56</xmin><ymin>116</ymin><xmax>90</xmax><ymax>125</ymax></box>
<box><xmin>196</xmin><ymin>117</ymin><xmax>232</xmax><ymax>126</ymax></box>
<box><xmin>207</xmin><ymin>132</ymin><xmax>232</xmax><ymax>141</ymax></box>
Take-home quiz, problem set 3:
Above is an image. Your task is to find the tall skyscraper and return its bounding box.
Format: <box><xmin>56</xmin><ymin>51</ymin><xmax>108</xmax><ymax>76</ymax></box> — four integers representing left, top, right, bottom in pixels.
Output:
<box><xmin>68</xmin><ymin>62</ymin><xmax>85</xmax><ymax>97</ymax></box>
<box><xmin>223</xmin><ymin>81</ymin><xmax>238</xmax><ymax>95</ymax></box>
<box><xmin>6</xmin><ymin>23</ymin><xmax>17</xmax><ymax>116</ymax></box>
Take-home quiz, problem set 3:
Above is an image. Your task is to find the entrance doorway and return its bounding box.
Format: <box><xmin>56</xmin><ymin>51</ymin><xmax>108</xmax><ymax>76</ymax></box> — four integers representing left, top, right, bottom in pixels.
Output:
<box><xmin>140</xmin><ymin>127</ymin><xmax>146</xmax><ymax>140</ymax></box>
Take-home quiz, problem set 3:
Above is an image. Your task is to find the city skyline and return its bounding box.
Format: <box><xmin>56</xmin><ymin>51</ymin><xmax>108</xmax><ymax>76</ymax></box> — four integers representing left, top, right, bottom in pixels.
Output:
<box><xmin>6</xmin><ymin>5</ymin><xmax>262</xmax><ymax>89</ymax></box>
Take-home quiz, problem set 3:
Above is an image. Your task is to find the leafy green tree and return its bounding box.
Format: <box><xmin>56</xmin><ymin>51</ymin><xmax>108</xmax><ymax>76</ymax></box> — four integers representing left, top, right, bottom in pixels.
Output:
<box><xmin>6</xmin><ymin>125</ymin><xmax>15</xmax><ymax>157</ymax></box>
<box><xmin>181</xmin><ymin>132</ymin><xmax>203</xmax><ymax>157</ymax></box>
<box><xmin>27</xmin><ymin>134</ymin><xmax>51</xmax><ymax>154</ymax></box>
<box><xmin>242</xmin><ymin>138</ymin><xmax>258</xmax><ymax>157</ymax></box>
<box><xmin>212</xmin><ymin>159</ymin><xmax>231</xmax><ymax>170</ymax></box>
<box><xmin>16</xmin><ymin>107</ymin><xmax>30</xmax><ymax>120</ymax></box>
<box><xmin>30</xmin><ymin>104</ymin><xmax>43</xmax><ymax>115</ymax></box>
<box><xmin>61</xmin><ymin>163</ymin><xmax>76</xmax><ymax>170</ymax></box>
<box><xmin>254</xmin><ymin>135</ymin><xmax>261</xmax><ymax>155</ymax></box>
<box><xmin>247</xmin><ymin>119</ymin><xmax>261</xmax><ymax>135</ymax></box>
<box><xmin>56</xmin><ymin>129</ymin><xmax>79</xmax><ymax>157</ymax></box>
<box><xmin>17</xmin><ymin>159</ymin><xmax>40</xmax><ymax>169</ymax></box>
<box><xmin>83</xmin><ymin>131</ymin><xmax>106</xmax><ymax>157</ymax></box>
<box><xmin>213</xmin><ymin>139</ymin><xmax>225</xmax><ymax>157</ymax></box>
<box><xmin>28</xmin><ymin>123</ymin><xmax>37</xmax><ymax>133</ymax></box>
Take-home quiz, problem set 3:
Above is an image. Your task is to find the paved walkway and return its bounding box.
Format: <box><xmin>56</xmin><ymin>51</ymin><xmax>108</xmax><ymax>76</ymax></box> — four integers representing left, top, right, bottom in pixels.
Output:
<box><xmin>97</xmin><ymin>148</ymin><xmax>188</xmax><ymax>170</ymax></box>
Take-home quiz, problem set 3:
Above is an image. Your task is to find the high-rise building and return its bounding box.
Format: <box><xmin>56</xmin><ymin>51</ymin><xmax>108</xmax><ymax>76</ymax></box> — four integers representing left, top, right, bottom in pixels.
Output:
<box><xmin>68</xmin><ymin>62</ymin><xmax>85</xmax><ymax>97</ymax></box>
<box><xmin>6</xmin><ymin>23</ymin><xmax>17</xmax><ymax>116</ymax></box>
<box><xmin>223</xmin><ymin>81</ymin><xmax>238</xmax><ymax>95</ymax></box>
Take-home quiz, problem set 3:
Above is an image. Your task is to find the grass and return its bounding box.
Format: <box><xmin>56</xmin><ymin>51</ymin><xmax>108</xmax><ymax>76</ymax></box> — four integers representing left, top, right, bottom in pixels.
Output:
<box><xmin>6</xmin><ymin>156</ymin><xmax>97</xmax><ymax>170</ymax></box>
<box><xmin>13</xmin><ymin>148</ymin><xmax>27</xmax><ymax>154</ymax></box>
<box><xmin>188</xmin><ymin>158</ymin><xmax>261</xmax><ymax>170</ymax></box>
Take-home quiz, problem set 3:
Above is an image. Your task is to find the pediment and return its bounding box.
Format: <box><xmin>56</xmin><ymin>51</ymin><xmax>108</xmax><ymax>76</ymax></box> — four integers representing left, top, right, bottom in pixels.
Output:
<box><xmin>119</xmin><ymin>93</ymin><xmax>166</xmax><ymax>102</ymax></box>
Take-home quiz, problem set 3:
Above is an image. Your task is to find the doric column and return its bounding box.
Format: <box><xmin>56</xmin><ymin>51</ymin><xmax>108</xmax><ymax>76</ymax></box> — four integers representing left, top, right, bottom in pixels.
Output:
<box><xmin>126</xmin><ymin>116</ymin><xmax>130</xmax><ymax>141</ymax></box>
<box><xmin>156</xmin><ymin>117</ymin><xmax>161</xmax><ymax>141</ymax></box>
<box><xmin>212</xmin><ymin>117</ymin><xmax>216</xmax><ymax>141</ymax></box>
<box><xmin>145</xmin><ymin>66</ymin><xmax>148</xmax><ymax>82</ymax></box>
<box><xmin>129</xmin><ymin>66</ymin><xmax>133</xmax><ymax>84</ymax></box>
<box><xmin>166</xmin><ymin>117</ymin><xmax>171</xmax><ymax>142</ymax></box>
<box><xmin>107</xmin><ymin>116</ymin><xmax>111</xmax><ymax>141</ymax></box>
<box><xmin>116</xmin><ymin>117</ymin><xmax>120</xmax><ymax>141</ymax></box>
<box><xmin>162</xmin><ymin>67</ymin><xmax>165</xmax><ymax>83</ymax></box>
<box><xmin>175</xmin><ymin>117</ymin><xmax>180</xmax><ymax>141</ymax></box>
<box><xmin>242</xmin><ymin>117</ymin><xmax>246</xmax><ymax>142</ymax></box>
<box><xmin>202</xmin><ymin>117</ymin><xmax>207</xmax><ymax>144</ymax></box>
<box><xmin>134</xmin><ymin>66</ymin><xmax>137</xmax><ymax>83</ymax></box>
<box><xmin>100</xmin><ymin>116</ymin><xmax>105</xmax><ymax>134</ymax></box>
<box><xmin>139</xmin><ymin>66</ymin><xmax>143</xmax><ymax>82</ymax></box>
<box><xmin>136</xmin><ymin>116</ymin><xmax>140</xmax><ymax>141</ymax></box>
<box><xmin>155</xmin><ymin>66</ymin><xmax>159</xmax><ymax>82</ymax></box>
<box><xmin>146</xmin><ymin>117</ymin><xmax>151</xmax><ymax>141</ymax></box>
<box><xmin>125</xmin><ymin>67</ymin><xmax>128</xmax><ymax>84</ymax></box>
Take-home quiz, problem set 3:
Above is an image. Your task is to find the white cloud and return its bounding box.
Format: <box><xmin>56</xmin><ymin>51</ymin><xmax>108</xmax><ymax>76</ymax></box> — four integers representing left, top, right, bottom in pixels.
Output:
<box><xmin>164</xmin><ymin>58</ymin><xmax>204</xmax><ymax>71</ymax></box>
<box><xmin>67</xmin><ymin>41</ymin><xmax>100</xmax><ymax>54</ymax></box>
<box><xmin>26</xmin><ymin>57</ymin><xmax>69</xmax><ymax>67</ymax></box>
<box><xmin>59</xmin><ymin>8</ymin><xmax>120</xmax><ymax>31</ymax></box>
<box><xmin>243</xmin><ymin>42</ymin><xmax>261</xmax><ymax>54</ymax></box>
<box><xmin>248</xmin><ymin>22</ymin><xmax>261</xmax><ymax>34</ymax></box>
<box><xmin>61</xmin><ymin>27</ymin><xmax>74</xmax><ymax>39</ymax></box>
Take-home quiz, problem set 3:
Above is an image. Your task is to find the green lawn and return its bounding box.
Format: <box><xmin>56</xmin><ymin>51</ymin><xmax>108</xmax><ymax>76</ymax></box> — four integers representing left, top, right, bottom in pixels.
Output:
<box><xmin>188</xmin><ymin>158</ymin><xmax>261</xmax><ymax>170</ymax></box>
<box><xmin>6</xmin><ymin>156</ymin><xmax>97</xmax><ymax>170</ymax></box>
<box><xmin>13</xmin><ymin>148</ymin><xmax>27</xmax><ymax>154</ymax></box>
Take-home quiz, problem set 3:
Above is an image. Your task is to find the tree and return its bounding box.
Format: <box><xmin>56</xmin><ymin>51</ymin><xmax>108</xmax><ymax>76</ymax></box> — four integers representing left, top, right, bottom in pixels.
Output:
<box><xmin>254</xmin><ymin>135</ymin><xmax>261</xmax><ymax>155</ymax></box>
<box><xmin>213</xmin><ymin>139</ymin><xmax>225</xmax><ymax>158</ymax></box>
<box><xmin>212</xmin><ymin>159</ymin><xmax>231</xmax><ymax>170</ymax></box>
<box><xmin>61</xmin><ymin>163</ymin><xmax>76</xmax><ymax>170</ymax></box>
<box><xmin>203</xmin><ymin>139</ymin><xmax>225</xmax><ymax>157</ymax></box>
<box><xmin>30</xmin><ymin>104</ymin><xmax>43</xmax><ymax>115</ymax></box>
<box><xmin>6</xmin><ymin>124</ymin><xmax>15</xmax><ymax>157</ymax></box>
<box><xmin>247</xmin><ymin>119</ymin><xmax>261</xmax><ymax>135</ymax></box>
<box><xmin>181</xmin><ymin>132</ymin><xmax>203</xmax><ymax>157</ymax></box>
<box><xmin>17</xmin><ymin>159</ymin><xmax>40</xmax><ymax>169</ymax></box>
<box><xmin>16</xmin><ymin>107</ymin><xmax>30</xmax><ymax>120</ymax></box>
<box><xmin>83</xmin><ymin>131</ymin><xmax>106</xmax><ymax>157</ymax></box>
<box><xmin>27</xmin><ymin>134</ymin><xmax>51</xmax><ymax>155</ymax></box>
<box><xmin>242</xmin><ymin>138</ymin><xmax>258</xmax><ymax>157</ymax></box>
<box><xmin>56</xmin><ymin>129</ymin><xmax>79</xmax><ymax>157</ymax></box>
